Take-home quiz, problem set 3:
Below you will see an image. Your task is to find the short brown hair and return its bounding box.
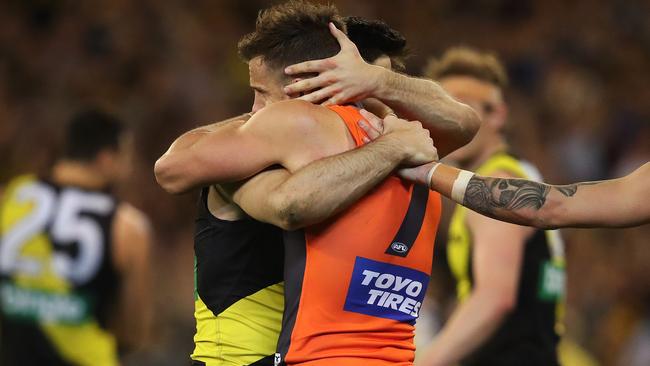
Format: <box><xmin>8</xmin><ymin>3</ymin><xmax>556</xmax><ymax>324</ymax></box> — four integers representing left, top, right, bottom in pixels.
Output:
<box><xmin>424</xmin><ymin>46</ymin><xmax>508</xmax><ymax>89</ymax></box>
<box><xmin>238</xmin><ymin>1</ymin><xmax>346</xmax><ymax>74</ymax></box>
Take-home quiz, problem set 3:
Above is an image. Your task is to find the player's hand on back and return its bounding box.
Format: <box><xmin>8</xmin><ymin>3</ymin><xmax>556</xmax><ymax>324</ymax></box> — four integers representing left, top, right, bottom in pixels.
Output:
<box><xmin>283</xmin><ymin>22</ymin><xmax>385</xmax><ymax>106</ymax></box>
<box><xmin>358</xmin><ymin>109</ymin><xmax>438</xmax><ymax>166</ymax></box>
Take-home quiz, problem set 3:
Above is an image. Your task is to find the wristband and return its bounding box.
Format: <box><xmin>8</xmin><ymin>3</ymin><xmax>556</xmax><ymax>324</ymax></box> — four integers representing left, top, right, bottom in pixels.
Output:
<box><xmin>426</xmin><ymin>162</ymin><xmax>441</xmax><ymax>189</ymax></box>
<box><xmin>451</xmin><ymin>170</ymin><xmax>474</xmax><ymax>203</ymax></box>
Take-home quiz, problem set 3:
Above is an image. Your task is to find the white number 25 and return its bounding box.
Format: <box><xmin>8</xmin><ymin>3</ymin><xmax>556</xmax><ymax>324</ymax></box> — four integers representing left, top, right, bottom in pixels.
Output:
<box><xmin>0</xmin><ymin>182</ymin><xmax>114</xmax><ymax>285</ymax></box>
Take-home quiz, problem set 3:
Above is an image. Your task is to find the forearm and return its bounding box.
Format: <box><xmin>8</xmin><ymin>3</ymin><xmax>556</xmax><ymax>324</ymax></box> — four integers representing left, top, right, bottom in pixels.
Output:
<box><xmin>154</xmin><ymin>131</ymin><xmax>232</xmax><ymax>194</ymax></box>
<box><xmin>374</xmin><ymin>71</ymin><xmax>479</xmax><ymax>156</ymax></box>
<box><xmin>566</xmin><ymin>162</ymin><xmax>650</xmax><ymax>228</ymax></box>
<box><xmin>114</xmin><ymin>271</ymin><xmax>152</xmax><ymax>350</ymax></box>
<box><xmin>155</xmin><ymin>114</ymin><xmax>261</xmax><ymax>193</ymax></box>
<box><xmin>243</xmin><ymin>137</ymin><xmax>406</xmax><ymax>230</ymax></box>
<box><xmin>406</xmin><ymin>163</ymin><xmax>560</xmax><ymax>228</ymax></box>
<box><xmin>421</xmin><ymin>292</ymin><xmax>511</xmax><ymax>366</ymax></box>
<box><xmin>164</xmin><ymin>113</ymin><xmax>251</xmax><ymax>154</ymax></box>
<box><xmin>111</xmin><ymin>207</ymin><xmax>153</xmax><ymax>351</ymax></box>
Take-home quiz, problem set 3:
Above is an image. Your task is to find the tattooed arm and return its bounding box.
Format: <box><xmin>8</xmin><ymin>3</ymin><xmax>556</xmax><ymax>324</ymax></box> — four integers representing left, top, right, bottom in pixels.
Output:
<box><xmin>399</xmin><ymin>162</ymin><xmax>650</xmax><ymax>229</ymax></box>
<box><xmin>417</xmin><ymin>170</ymin><xmax>532</xmax><ymax>366</ymax></box>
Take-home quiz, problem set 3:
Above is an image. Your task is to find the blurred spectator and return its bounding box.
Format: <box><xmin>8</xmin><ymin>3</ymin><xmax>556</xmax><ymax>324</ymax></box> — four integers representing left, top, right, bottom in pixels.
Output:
<box><xmin>0</xmin><ymin>1</ymin><xmax>648</xmax><ymax>364</ymax></box>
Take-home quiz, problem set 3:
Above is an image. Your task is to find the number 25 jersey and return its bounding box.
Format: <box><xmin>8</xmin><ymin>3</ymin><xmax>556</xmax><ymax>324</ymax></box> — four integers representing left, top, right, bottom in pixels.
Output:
<box><xmin>0</xmin><ymin>175</ymin><xmax>120</xmax><ymax>366</ymax></box>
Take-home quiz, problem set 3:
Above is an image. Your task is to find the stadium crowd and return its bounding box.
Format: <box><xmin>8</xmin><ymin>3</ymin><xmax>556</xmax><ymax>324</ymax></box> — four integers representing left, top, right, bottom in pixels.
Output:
<box><xmin>0</xmin><ymin>0</ymin><xmax>648</xmax><ymax>365</ymax></box>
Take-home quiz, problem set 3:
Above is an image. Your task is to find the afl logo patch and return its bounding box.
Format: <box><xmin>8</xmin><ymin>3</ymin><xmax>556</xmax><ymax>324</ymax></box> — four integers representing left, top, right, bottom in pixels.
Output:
<box><xmin>391</xmin><ymin>242</ymin><xmax>408</xmax><ymax>253</ymax></box>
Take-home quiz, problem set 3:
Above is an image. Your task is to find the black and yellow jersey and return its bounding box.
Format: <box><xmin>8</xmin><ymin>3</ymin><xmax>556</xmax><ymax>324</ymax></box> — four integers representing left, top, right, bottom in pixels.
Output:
<box><xmin>0</xmin><ymin>175</ymin><xmax>120</xmax><ymax>366</ymax></box>
<box><xmin>447</xmin><ymin>152</ymin><xmax>566</xmax><ymax>366</ymax></box>
<box><xmin>192</xmin><ymin>187</ymin><xmax>284</xmax><ymax>366</ymax></box>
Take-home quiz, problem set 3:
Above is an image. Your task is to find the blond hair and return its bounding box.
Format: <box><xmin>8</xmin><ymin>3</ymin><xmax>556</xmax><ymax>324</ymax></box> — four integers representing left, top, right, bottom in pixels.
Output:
<box><xmin>424</xmin><ymin>46</ymin><xmax>508</xmax><ymax>88</ymax></box>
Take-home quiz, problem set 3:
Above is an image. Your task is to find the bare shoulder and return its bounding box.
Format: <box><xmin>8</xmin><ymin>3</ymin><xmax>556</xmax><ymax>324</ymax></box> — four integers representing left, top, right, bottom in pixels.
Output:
<box><xmin>112</xmin><ymin>203</ymin><xmax>152</xmax><ymax>270</ymax></box>
<box><xmin>245</xmin><ymin>100</ymin><xmax>342</xmax><ymax>135</ymax></box>
<box><xmin>244</xmin><ymin>100</ymin><xmax>353</xmax><ymax>162</ymax></box>
<box><xmin>114</xmin><ymin>202</ymin><xmax>152</xmax><ymax>235</ymax></box>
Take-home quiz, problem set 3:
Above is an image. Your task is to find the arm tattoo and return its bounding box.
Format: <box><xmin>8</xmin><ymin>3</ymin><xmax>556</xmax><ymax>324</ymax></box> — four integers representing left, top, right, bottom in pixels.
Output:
<box><xmin>463</xmin><ymin>176</ymin><xmax>600</xmax><ymax>215</ymax></box>
<box><xmin>463</xmin><ymin>176</ymin><xmax>551</xmax><ymax>216</ymax></box>
<box><xmin>554</xmin><ymin>181</ymin><xmax>599</xmax><ymax>197</ymax></box>
<box><xmin>555</xmin><ymin>185</ymin><xmax>577</xmax><ymax>197</ymax></box>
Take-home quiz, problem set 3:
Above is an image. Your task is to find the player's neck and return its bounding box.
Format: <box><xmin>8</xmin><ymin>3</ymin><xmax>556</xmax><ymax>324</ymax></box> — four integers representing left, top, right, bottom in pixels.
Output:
<box><xmin>51</xmin><ymin>161</ymin><xmax>109</xmax><ymax>190</ymax></box>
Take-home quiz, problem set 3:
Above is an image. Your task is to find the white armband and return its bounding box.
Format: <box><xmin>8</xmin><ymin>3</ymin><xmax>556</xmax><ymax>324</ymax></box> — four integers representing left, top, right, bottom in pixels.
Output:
<box><xmin>451</xmin><ymin>170</ymin><xmax>474</xmax><ymax>203</ymax></box>
<box><xmin>426</xmin><ymin>163</ymin><xmax>441</xmax><ymax>189</ymax></box>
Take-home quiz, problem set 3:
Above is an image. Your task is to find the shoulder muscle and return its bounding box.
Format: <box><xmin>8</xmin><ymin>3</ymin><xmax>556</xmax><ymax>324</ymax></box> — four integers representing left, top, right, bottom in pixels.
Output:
<box><xmin>244</xmin><ymin>100</ymin><xmax>354</xmax><ymax>171</ymax></box>
<box><xmin>112</xmin><ymin>203</ymin><xmax>152</xmax><ymax>272</ymax></box>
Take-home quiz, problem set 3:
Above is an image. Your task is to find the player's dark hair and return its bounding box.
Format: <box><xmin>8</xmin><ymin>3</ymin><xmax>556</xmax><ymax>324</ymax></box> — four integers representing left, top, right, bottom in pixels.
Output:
<box><xmin>345</xmin><ymin>16</ymin><xmax>409</xmax><ymax>71</ymax></box>
<box><xmin>238</xmin><ymin>0</ymin><xmax>346</xmax><ymax>76</ymax></box>
<box><xmin>64</xmin><ymin>108</ymin><xmax>124</xmax><ymax>161</ymax></box>
<box><xmin>424</xmin><ymin>46</ymin><xmax>508</xmax><ymax>88</ymax></box>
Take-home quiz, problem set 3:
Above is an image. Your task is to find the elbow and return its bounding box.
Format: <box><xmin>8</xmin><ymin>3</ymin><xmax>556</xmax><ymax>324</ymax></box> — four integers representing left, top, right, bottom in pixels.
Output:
<box><xmin>494</xmin><ymin>294</ymin><xmax>516</xmax><ymax>316</ymax></box>
<box><xmin>440</xmin><ymin>106</ymin><xmax>480</xmax><ymax>157</ymax></box>
<box><xmin>268</xmin><ymin>192</ymin><xmax>309</xmax><ymax>231</ymax></box>
<box><xmin>276</xmin><ymin>215</ymin><xmax>303</xmax><ymax>232</ymax></box>
<box><xmin>488</xmin><ymin>294</ymin><xmax>516</xmax><ymax>324</ymax></box>
<box><xmin>276</xmin><ymin>206</ymin><xmax>306</xmax><ymax>231</ymax></box>
<box><xmin>478</xmin><ymin>287</ymin><xmax>516</xmax><ymax>319</ymax></box>
<box><xmin>460</xmin><ymin>106</ymin><xmax>481</xmax><ymax>144</ymax></box>
<box><xmin>154</xmin><ymin>156</ymin><xmax>190</xmax><ymax>194</ymax></box>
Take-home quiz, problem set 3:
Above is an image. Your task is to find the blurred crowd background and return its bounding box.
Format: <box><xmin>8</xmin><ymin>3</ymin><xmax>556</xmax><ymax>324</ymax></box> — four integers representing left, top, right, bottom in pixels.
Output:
<box><xmin>1</xmin><ymin>0</ymin><xmax>648</xmax><ymax>365</ymax></box>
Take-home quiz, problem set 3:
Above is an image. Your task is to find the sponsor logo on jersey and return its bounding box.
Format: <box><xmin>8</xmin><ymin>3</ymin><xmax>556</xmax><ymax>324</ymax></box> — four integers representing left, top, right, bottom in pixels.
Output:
<box><xmin>343</xmin><ymin>256</ymin><xmax>429</xmax><ymax>323</ymax></box>
<box><xmin>538</xmin><ymin>260</ymin><xmax>566</xmax><ymax>301</ymax></box>
<box><xmin>274</xmin><ymin>353</ymin><xmax>282</xmax><ymax>366</ymax></box>
<box><xmin>0</xmin><ymin>282</ymin><xmax>89</xmax><ymax>324</ymax></box>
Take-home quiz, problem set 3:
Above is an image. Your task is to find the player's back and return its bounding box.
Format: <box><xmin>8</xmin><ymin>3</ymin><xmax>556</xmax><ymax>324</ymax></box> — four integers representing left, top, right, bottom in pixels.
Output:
<box><xmin>0</xmin><ymin>175</ymin><xmax>120</xmax><ymax>366</ymax></box>
<box><xmin>192</xmin><ymin>186</ymin><xmax>285</xmax><ymax>366</ymax></box>
<box><xmin>276</xmin><ymin>105</ymin><xmax>443</xmax><ymax>366</ymax></box>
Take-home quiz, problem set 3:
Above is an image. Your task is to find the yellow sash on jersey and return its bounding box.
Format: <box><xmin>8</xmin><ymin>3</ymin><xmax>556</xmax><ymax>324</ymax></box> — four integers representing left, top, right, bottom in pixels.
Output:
<box><xmin>192</xmin><ymin>282</ymin><xmax>284</xmax><ymax>366</ymax></box>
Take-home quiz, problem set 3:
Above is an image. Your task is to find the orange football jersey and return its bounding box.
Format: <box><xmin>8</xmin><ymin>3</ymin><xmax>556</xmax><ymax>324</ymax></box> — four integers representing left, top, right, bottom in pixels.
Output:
<box><xmin>275</xmin><ymin>105</ymin><xmax>442</xmax><ymax>366</ymax></box>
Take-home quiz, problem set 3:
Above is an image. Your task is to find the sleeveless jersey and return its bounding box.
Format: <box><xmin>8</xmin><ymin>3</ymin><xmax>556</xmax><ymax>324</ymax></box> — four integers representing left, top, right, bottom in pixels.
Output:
<box><xmin>192</xmin><ymin>187</ymin><xmax>285</xmax><ymax>366</ymax></box>
<box><xmin>276</xmin><ymin>105</ymin><xmax>443</xmax><ymax>366</ymax></box>
<box><xmin>447</xmin><ymin>152</ymin><xmax>566</xmax><ymax>366</ymax></box>
<box><xmin>0</xmin><ymin>175</ymin><xmax>120</xmax><ymax>366</ymax></box>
